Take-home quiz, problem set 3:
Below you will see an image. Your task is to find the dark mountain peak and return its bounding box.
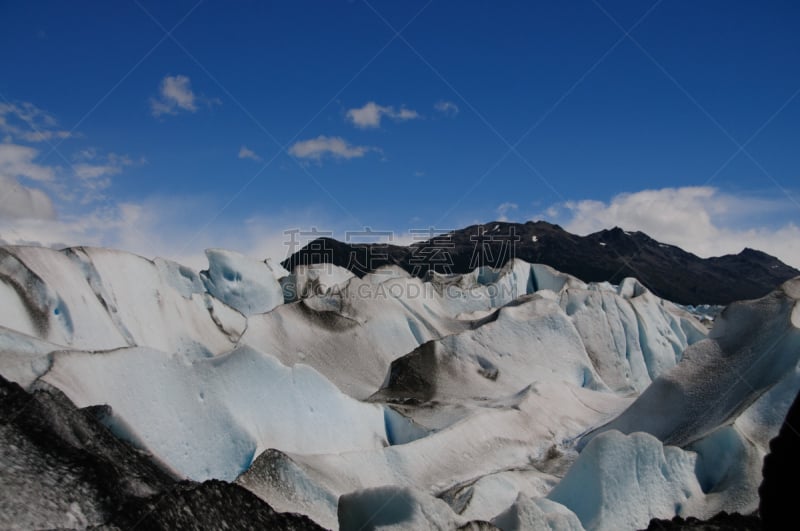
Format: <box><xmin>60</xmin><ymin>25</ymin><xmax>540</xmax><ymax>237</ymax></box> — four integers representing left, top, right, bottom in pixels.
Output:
<box><xmin>740</xmin><ymin>247</ymin><xmax>771</xmax><ymax>258</ymax></box>
<box><xmin>282</xmin><ymin>222</ymin><xmax>799</xmax><ymax>305</ymax></box>
<box><xmin>598</xmin><ymin>227</ymin><xmax>654</xmax><ymax>242</ymax></box>
<box><xmin>597</xmin><ymin>227</ymin><xmax>628</xmax><ymax>238</ymax></box>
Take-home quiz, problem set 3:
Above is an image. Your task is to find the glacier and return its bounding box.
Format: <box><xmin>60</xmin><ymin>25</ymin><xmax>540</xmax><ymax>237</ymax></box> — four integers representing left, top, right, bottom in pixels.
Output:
<box><xmin>0</xmin><ymin>243</ymin><xmax>797</xmax><ymax>530</ymax></box>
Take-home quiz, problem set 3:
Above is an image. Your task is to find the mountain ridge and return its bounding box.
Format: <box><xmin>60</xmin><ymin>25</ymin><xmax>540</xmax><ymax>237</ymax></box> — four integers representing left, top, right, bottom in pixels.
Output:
<box><xmin>282</xmin><ymin>220</ymin><xmax>799</xmax><ymax>305</ymax></box>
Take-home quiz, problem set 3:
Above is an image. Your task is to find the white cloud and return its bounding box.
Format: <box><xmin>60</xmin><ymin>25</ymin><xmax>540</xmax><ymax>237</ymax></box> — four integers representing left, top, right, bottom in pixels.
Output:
<box><xmin>346</xmin><ymin>101</ymin><xmax>420</xmax><ymax>129</ymax></box>
<box><xmin>0</xmin><ymin>101</ymin><xmax>73</xmax><ymax>143</ymax></box>
<box><xmin>434</xmin><ymin>100</ymin><xmax>459</xmax><ymax>117</ymax></box>
<box><xmin>393</xmin><ymin>108</ymin><xmax>420</xmax><ymax>121</ymax></box>
<box><xmin>150</xmin><ymin>75</ymin><xmax>218</xmax><ymax>117</ymax></box>
<box><xmin>496</xmin><ymin>202</ymin><xmax>518</xmax><ymax>221</ymax></box>
<box><xmin>0</xmin><ymin>143</ymin><xmax>55</xmax><ymax>182</ymax></box>
<box><xmin>549</xmin><ymin>186</ymin><xmax>800</xmax><ymax>268</ymax></box>
<box><xmin>289</xmin><ymin>135</ymin><xmax>374</xmax><ymax>161</ymax></box>
<box><xmin>238</xmin><ymin>145</ymin><xmax>262</xmax><ymax>162</ymax></box>
<box><xmin>162</xmin><ymin>75</ymin><xmax>196</xmax><ymax>110</ymax></box>
<box><xmin>0</xmin><ymin>175</ymin><xmax>56</xmax><ymax>220</ymax></box>
<box><xmin>0</xmin><ymin>192</ymin><xmax>350</xmax><ymax>271</ymax></box>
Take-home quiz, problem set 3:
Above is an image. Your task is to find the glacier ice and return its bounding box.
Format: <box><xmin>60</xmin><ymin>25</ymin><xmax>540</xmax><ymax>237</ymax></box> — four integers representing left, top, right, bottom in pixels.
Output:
<box><xmin>337</xmin><ymin>486</ymin><xmax>466</xmax><ymax>530</ymax></box>
<box><xmin>41</xmin><ymin>345</ymin><xmax>388</xmax><ymax>481</ymax></box>
<box><xmin>201</xmin><ymin>248</ymin><xmax>284</xmax><ymax>315</ymax></box>
<box><xmin>491</xmin><ymin>493</ymin><xmax>584</xmax><ymax>531</ymax></box>
<box><xmin>548</xmin><ymin>431</ymin><xmax>704</xmax><ymax>531</ymax></box>
<box><xmin>0</xmin><ymin>243</ymin><xmax>798</xmax><ymax>530</ymax></box>
<box><xmin>238</xmin><ymin>381</ymin><xmax>631</xmax><ymax>528</ymax></box>
<box><xmin>580</xmin><ymin>278</ymin><xmax>800</xmax><ymax>448</ymax></box>
<box><xmin>282</xmin><ymin>263</ymin><xmax>356</xmax><ymax>302</ymax></box>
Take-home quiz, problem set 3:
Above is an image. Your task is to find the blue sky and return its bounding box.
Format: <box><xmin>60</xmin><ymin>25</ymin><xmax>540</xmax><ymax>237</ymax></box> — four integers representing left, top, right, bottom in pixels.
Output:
<box><xmin>1</xmin><ymin>0</ymin><xmax>799</xmax><ymax>267</ymax></box>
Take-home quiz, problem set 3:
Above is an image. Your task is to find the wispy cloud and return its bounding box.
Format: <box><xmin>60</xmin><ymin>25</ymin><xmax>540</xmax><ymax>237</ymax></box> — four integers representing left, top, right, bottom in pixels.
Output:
<box><xmin>0</xmin><ymin>104</ymin><xmax>138</xmax><ymax>211</ymax></box>
<box><xmin>434</xmin><ymin>100</ymin><xmax>459</xmax><ymax>117</ymax></box>
<box><xmin>0</xmin><ymin>101</ymin><xmax>73</xmax><ymax>143</ymax></box>
<box><xmin>547</xmin><ymin>186</ymin><xmax>800</xmax><ymax>268</ymax></box>
<box><xmin>345</xmin><ymin>101</ymin><xmax>420</xmax><ymax>129</ymax></box>
<box><xmin>496</xmin><ymin>202</ymin><xmax>518</xmax><ymax>221</ymax></box>
<box><xmin>0</xmin><ymin>192</ymin><xmax>348</xmax><ymax>270</ymax></box>
<box><xmin>238</xmin><ymin>145</ymin><xmax>262</xmax><ymax>162</ymax></box>
<box><xmin>288</xmin><ymin>135</ymin><xmax>374</xmax><ymax>161</ymax></box>
<box><xmin>150</xmin><ymin>74</ymin><xmax>219</xmax><ymax>117</ymax></box>
<box><xmin>0</xmin><ymin>101</ymin><xmax>145</xmax><ymax>242</ymax></box>
<box><xmin>71</xmin><ymin>150</ymin><xmax>136</xmax><ymax>201</ymax></box>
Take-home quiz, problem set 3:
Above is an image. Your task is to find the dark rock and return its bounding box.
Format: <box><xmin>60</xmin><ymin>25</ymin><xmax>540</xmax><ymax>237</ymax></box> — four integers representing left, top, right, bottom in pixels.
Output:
<box><xmin>759</xmin><ymin>389</ymin><xmax>800</xmax><ymax>530</ymax></box>
<box><xmin>106</xmin><ymin>480</ymin><xmax>324</xmax><ymax>530</ymax></box>
<box><xmin>0</xmin><ymin>375</ymin><xmax>325</xmax><ymax>530</ymax></box>
<box><xmin>456</xmin><ymin>521</ymin><xmax>501</xmax><ymax>530</ymax></box>
<box><xmin>0</xmin><ymin>375</ymin><xmax>175</xmax><ymax>528</ymax></box>
<box><xmin>641</xmin><ymin>511</ymin><xmax>761</xmax><ymax>530</ymax></box>
<box><xmin>369</xmin><ymin>341</ymin><xmax>439</xmax><ymax>404</ymax></box>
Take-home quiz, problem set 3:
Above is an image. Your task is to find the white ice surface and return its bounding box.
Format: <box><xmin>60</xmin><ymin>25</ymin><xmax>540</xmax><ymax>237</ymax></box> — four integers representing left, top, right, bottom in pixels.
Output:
<box><xmin>41</xmin><ymin>345</ymin><xmax>388</xmax><ymax>481</ymax></box>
